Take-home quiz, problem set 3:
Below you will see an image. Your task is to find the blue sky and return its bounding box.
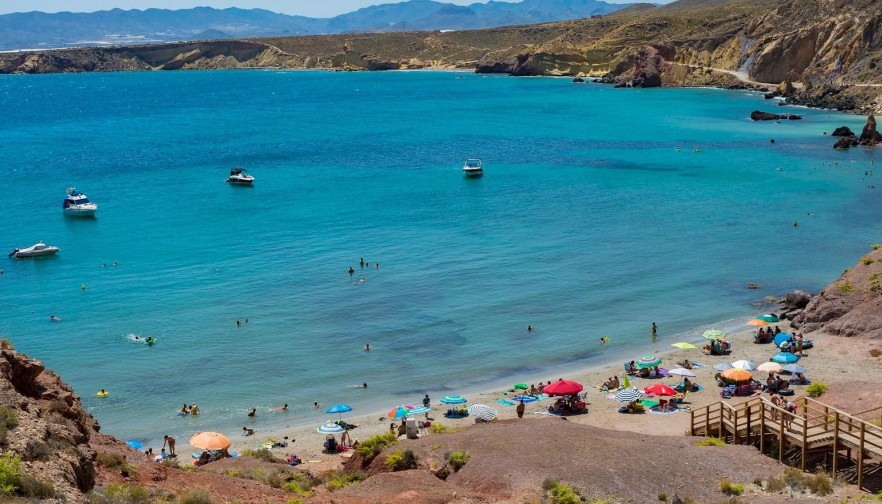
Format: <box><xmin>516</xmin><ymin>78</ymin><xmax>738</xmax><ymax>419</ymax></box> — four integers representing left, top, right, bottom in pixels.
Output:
<box><xmin>0</xmin><ymin>0</ymin><xmax>650</xmax><ymax>17</ymax></box>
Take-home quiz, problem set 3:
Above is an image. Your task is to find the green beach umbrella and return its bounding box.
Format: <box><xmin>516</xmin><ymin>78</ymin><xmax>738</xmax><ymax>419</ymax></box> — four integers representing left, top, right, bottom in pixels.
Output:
<box><xmin>513</xmin><ymin>383</ymin><xmax>528</xmax><ymax>390</ymax></box>
<box><xmin>757</xmin><ymin>314</ymin><xmax>779</xmax><ymax>323</ymax></box>
<box><xmin>672</xmin><ymin>342</ymin><xmax>698</xmax><ymax>349</ymax></box>
<box><xmin>636</xmin><ymin>355</ymin><xmax>662</xmax><ymax>369</ymax></box>
<box><xmin>703</xmin><ymin>329</ymin><xmax>727</xmax><ymax>340</ymax></box>
<box><xmin>622</xmin><ymin>374</ymin><xmax>631</xmax><ymax>388</ymax></box>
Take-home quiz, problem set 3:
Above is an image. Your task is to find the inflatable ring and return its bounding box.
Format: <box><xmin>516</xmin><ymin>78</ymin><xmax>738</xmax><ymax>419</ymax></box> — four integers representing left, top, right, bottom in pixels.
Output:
<box><xmin>97</xmin><ymin>391</ymin><xmax>109</xmax><ymax>398</ymax></box>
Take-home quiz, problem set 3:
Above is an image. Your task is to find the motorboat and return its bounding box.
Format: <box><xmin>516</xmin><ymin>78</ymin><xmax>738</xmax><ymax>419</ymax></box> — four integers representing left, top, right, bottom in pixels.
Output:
<box><xmin>9</xmin><ymin>242</ymin><xmax>60</xmax><ymax>258</ymax></box>
<box><xmin>463</xmin><ymin>158</ymin><xmax>483</xmax><ymax>177</ymax></box>
<box><xmin>226</xmin><ymin>168</ymin><xmax>254</xmax><ymax>185</ymax></box>
<box><xmin>62</xmin><ymin>187</ymin><xmax>98</xmax><ymax>217</ymax></box>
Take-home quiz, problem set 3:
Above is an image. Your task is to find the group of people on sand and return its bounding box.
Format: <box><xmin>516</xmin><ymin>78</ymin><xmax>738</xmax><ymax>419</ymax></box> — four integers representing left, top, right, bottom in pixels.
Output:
<box><xmin>601</xmin><ymin>376</ymin><xmax>620</xmax><ymax>390</ymax></box>
<box><xmin>625</xmin><ymin>361</ymin><xmax>662</xmax><ymax>378</ymax></box>
<box><xmin>524</xmin><ymin>381</ymin><xmax>557</xmax><ymax>395</ymax></box>
<box><xmin>180</xmin><ymin>403</ymin><xmax>199</xmax><ymax>415</ymax></box>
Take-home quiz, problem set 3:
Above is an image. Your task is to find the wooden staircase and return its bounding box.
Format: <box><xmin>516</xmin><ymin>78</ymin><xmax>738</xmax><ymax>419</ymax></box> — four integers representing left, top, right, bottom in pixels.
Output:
<box><xmin>690</xmin><ymin>397</ymin><xmax>882</xmax><ymax>491</ymax></box>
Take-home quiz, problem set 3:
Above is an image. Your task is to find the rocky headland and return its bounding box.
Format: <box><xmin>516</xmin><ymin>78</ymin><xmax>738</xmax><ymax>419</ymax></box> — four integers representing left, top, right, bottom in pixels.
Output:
<box><xmin>1</xmin><ymin>0</ymin><xmax>882</xmax><ymax>113</ymax></box>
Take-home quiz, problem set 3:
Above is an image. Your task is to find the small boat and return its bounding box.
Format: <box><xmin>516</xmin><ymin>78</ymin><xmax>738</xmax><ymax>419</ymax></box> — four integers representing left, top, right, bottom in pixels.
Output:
<box><xmin>226</xmin><ymin>168</ymin><xmax>255</xmax><ymax>185</ymax></box>
<box><xmin>9</xmin><ymin>242</ymin><xmax>60</xmax><ymax>258</ymax></box>
<box><xmin>63</xmin><ymin>187</ymin><xmax>98</xmax><ymax>217</ymax></box>
<box><xmin>463</xmin><ymin>158</ymin><xmax>483</xmax><ymax>177</ymax></box>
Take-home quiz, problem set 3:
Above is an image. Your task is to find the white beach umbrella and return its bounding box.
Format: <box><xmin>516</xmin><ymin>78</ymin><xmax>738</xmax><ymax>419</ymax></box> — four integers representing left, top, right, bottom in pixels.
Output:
<box><xmin>756</xmin><ymin>362</ymin><xmax>783</xmax><ymax>373</ymax></box>
<box><xmin>467</xmin><ymin>404</ymin><xmax>498</xmax><ymax>421</ymax></box>
<box><xmin>668</xmin><ymin>367</ymin><xmax>697</xmax><ymax>377</ymax></box>
<box><xmin>782</xmin><ymin>364</ymin><xmax>807</xmax><ymax>374</ymax></box>
<box><xmin>713</xmin><ymin>362</ymin><xmax>733</xmax><ymax>372</ymax></box>
<box><xmin>317</xmin><ymin>421</ymin><xmax>345</xmax><ymax>434</ymax></box>
<box><xmin>731</xmin><ymin>360</ymin><xmax>757</xmax><ymax>371</ymax></box>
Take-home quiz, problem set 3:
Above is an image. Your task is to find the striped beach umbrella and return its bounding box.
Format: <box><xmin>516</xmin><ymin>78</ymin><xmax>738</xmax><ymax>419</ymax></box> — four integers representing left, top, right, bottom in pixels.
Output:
<box><xmin>467</xmin><ymin>404</ymin><xmax>497</xmax><ymax>421</ymax></box>
<box><xmin>387</xmin><ymin>405</ymin><xmax>414</xmax><ymax>419</ymax></box>
<box><xmin>703</xmin><ymin>329</ymin><xmax>727</xmax><ymax>340</ymax></box>
<box><xmin>635</xmin><ymin>355</ymin><xmax>662</xmax><ymax>369</ymax></box>
<box><xmin>713</xmin><ymin>362</ymin><xmax>733</xmax><ymax>372</ymax></box>
<box><xmin>406</xmin><ymin>406</ymin><xmax>430</xmax><ymax>416</ymax></box>
<box><xmin>440</xmin><ymin>395</ymin><xmax>467</xmax><ymax>405</ymax></box>
<box><xmin>615</xmin><ymin>388</ymin><xmax>643</xmax><ymax>403</ymax></box>
<box><xmin>317</xmin><ymin>421</ymin><xmax>345</xmax><ymax>434</ymax></box>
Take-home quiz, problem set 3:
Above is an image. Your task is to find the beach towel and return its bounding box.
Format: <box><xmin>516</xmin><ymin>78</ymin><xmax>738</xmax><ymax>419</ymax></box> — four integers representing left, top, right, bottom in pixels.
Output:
<box><xmin>689</xmin><ymin>362</ymin><xmax>705</xmax><ymax>368</ymax></box>
<box><xmin>496</xmin><ymin>399</ymin><xmax>515</xmax><ymax>406</ymax></box>
<box><xmin>648</xmin><ymin>406</ymin><xmax>680</xmax><ymax>415</ymax></box>
<box><xmin>605</xmin><ymin>393</ymin><xmax>617</xmax><ymax>400</ymax></box>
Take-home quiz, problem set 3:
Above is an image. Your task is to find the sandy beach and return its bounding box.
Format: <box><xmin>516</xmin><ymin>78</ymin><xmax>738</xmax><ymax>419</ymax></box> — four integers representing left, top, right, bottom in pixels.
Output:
<box><xmin>197</xmin><ymin>319</ymin><xmax>882</xmax><ymax>465</ymax></box>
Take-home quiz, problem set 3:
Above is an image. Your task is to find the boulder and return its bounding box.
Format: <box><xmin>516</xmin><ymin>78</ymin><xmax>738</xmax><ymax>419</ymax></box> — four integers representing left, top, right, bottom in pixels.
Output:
<box><xmin>832</xmin><ymin>126</ymin><xmax>855</xmax><ymax>137</ymax></box>
<box><xmin>859</xmin><ymin>115</ymin><xmax>882</xmax><ymax>145</ymax></box>
<box><xmin>750</xmin><ymin>110</ymin><xmax>801</xmax><ymax>121</ymax></box>
<box><xmin>777</xmin><ymin>78</ymin><xmax>795</xmax><ymax>97</ymax></box>
<box><xmin>834</xmin><ymin>136</ymin><xmax>859</xmax><ymax>149</ymax></box>
<box><xmin>783</xmin><ymin>290</ymin><xmax>812</xmax><ymax>310</ymax></box>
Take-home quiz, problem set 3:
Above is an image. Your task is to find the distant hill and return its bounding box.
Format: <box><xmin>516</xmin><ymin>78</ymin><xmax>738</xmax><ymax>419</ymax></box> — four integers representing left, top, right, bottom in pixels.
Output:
<box><xmin>0</xmin><ymin>0</ymin><xmax>637</xmax><ymax>51</ymax></box>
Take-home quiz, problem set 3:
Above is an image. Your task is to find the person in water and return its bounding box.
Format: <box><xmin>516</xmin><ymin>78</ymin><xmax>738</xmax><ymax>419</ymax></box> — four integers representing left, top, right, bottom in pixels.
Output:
<box><xmin>190</xmin><ymin>403</ymin><xmax>199</xmax><ymax>415</ymax></box>
<box><xmin>247</xmin><ymin>408</ymin><xmax>256</xmax><ymax>417</ymax></box>
<box><xmin>276</xmin><ymin>403</ymin><xmax>288</xmax><ymax>412</ymax></box>
<box><xmin>50</xmin><ymin>315</ymin><xmax>61</xmax><ymax>321</ymax></box>
<box><xmin>180</xmin><ymin>403</ymin><xmax>190</xmax><ymax>415</ymax></box>
<box><xmin>348</xmin><ymin>267</ymin><xmax>355</xmax><ymax>276</ymax></box>
<box><xmin>242</xmin><ymin>426</ymin><xmax>254</xmax><ymax>436</ymax></box>
<box><xmin>364</xmin><ymin>343</ymin><xmax>371</xmax><ymax>352</ymax></box>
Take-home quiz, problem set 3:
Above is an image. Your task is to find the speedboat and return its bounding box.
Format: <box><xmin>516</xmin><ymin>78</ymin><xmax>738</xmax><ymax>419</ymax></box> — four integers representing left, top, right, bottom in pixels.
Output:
<box><xmin>463</xmin><ymin>158</ymin><xmax>483</xmax><ymax>177</ymax></box>
<box><xmin>63</xmin><ymin>187</ymin><xmax>98</xmax><ymax>217</ymax></box>
<box><xmin>9</xmin><ymin>242</ymin><xmax>60</xmax><ymax>258</ymax></box>
<box><xmin>226</xmin><ymin>168</ymin><xmax>254</xmax><ymax>185</ymax></box>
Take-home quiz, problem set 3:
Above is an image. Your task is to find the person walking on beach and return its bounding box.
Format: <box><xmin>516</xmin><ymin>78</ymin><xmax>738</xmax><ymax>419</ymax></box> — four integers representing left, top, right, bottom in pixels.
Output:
<box><xmin>651</xmin><ymin>322</ymin><xmax>658</xmax><ymax>339</ymax></box>
<box><xmin>422</xmin><ymin>394</ymin><xmax>430</xmax><ymax>408</ymax></box>
<box><xmin>516</xmin><ymin>399</ymin><xmax>525</xmax><ymax>419</ymax></box>
<box><xmin>162</xmin><ymin>435</ymin><xmax>176</xmax><ymax>456</ymax></box>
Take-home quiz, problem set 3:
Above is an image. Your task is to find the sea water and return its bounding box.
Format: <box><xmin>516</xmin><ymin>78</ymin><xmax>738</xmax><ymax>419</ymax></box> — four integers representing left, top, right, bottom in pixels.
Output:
<box><xmin>0</xmin><ymin>70</ymin><xmax>880</xmax><ymax>444</ymax></box>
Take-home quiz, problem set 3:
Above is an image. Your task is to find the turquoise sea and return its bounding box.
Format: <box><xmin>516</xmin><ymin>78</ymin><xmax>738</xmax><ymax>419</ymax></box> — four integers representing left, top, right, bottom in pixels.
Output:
<box><xmin>1</xmin><ymin>70</ymin><xmax>880</xmax><ymax>445</ymax></box>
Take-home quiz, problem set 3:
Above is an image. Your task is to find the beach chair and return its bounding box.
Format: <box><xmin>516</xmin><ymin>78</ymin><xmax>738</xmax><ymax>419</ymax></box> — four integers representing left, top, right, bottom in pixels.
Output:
<box><xmin>720</xmin><ymin>385</ymin><xmax>736</xmax><ymax>398</ymax></box>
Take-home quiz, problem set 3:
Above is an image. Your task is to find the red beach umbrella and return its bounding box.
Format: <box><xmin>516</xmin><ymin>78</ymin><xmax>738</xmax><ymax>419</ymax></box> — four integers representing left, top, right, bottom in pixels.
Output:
<box><xmin>543</xmin><ymin>379</ymin><xmax>584</xmax><ymax>396</ymax></box>
<box><xmin>643</xmin><ymin>384</ymin><xmax>676</xmax><ymax>397</ymax></box>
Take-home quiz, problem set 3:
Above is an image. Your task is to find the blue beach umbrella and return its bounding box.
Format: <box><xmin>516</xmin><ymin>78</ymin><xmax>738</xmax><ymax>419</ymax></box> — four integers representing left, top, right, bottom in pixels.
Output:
<box><xmin>387</xmin><ymin>405</ymin><xmax>414</xmax><ymax>419</ymax></box>
<box><xmin>773</xmin><ymin>333</ymin><xmax>793</xmax><ymax>348</ymax></box>
<box><xmin>317</xmin><ymin>421</ymin><xmax>345</xmax><ymax>434</ymax></box>
<box><xmin>326</xmin><ymin>403</ymin><xmax>353</xmax><ymax>421</ymax></box>
<box><xmin>126</xmin><ymin>440</ymin><xmax>142</xmax><ymax>450</ymax></box>
<box><xmin>771</xmin><ymin>352</ymin><xmax>800</xmax><ymax>364</ymax></box>
<box><xmin>440</xmin><ymin>395</ymin><xmax>467</xmax><ymax>405</ymax></box>
<box><xmin>406</xmin><ymin>406</ymin><xmax>430</xmax><ymax>417</ymax></box>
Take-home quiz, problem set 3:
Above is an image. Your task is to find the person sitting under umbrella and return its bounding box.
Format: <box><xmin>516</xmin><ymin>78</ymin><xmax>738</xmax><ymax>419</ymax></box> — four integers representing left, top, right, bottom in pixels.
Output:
<box><xmin>195</xmin><ymin>450</ymin><xmax>211</xmax><ymax>466</ymax></box>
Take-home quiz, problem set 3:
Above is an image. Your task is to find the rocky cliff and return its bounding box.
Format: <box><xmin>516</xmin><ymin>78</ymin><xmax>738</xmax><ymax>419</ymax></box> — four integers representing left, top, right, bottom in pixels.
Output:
<box><xmin>0</xmin><ymin>341</ymin><xmax>101</xmax><ymax>502</ymax></box>
<box><xmin>792</xmin><ymin>246</ymin><xmax>882</xmax><ymax>339</ymax></box>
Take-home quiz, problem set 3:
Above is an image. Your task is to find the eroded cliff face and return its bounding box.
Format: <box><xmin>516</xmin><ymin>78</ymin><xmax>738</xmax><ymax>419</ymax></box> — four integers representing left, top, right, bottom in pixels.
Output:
<box><xmin>792</xmin><ymin>247</ymin><xmax>882</xmax><ymax>339</ymax></box>
<box><xmin>0</xmin><ymin>343</ymin><xmax>102</xmax><ymax>503</ymax></box>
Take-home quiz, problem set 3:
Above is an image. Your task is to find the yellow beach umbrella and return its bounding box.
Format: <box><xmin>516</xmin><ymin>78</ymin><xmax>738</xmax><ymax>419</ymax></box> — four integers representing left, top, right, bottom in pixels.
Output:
<box><xmin>747</xmin><ymin>318</ymin><xmax>769</xmax><ymax>327</ymax></box>
<box><xmin>672</xmin><ymin>342</ymin><xmax>698</xmax><ymax>349</ymax></box>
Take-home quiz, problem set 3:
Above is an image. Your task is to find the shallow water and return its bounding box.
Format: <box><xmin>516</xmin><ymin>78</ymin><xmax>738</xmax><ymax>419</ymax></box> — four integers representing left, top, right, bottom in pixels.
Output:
<box><xmin>0</xmin><ymin>70</ymin><xmax>879</xmax><ymax>444</ymax></box>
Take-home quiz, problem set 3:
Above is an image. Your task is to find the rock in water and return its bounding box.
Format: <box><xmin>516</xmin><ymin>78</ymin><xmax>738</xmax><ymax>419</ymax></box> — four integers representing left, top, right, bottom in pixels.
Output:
<box><xmin>832</xmin><ymin>126</ymin><xmax>855</xmax><ymax>137</ymax></box>
<box><xmin>860</xmin><ymin>115</ymin><xmax>882</xmax><ymax>144</ymax></box>
<box><xmin>750</xmin><ymin>110</ymin><xmax>802</xmax><ymax>121</ymax></box>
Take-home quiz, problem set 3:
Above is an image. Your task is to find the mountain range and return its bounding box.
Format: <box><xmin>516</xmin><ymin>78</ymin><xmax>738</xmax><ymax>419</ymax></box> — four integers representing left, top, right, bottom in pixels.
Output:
<box><xmin>0</xmin><ymin>0</ymin><xmax>636</xmax><ymax>51</ymax></box>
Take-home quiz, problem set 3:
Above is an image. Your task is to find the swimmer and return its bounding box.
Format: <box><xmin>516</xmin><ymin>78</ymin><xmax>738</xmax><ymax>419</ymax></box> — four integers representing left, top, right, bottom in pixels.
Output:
<box><xmin>190</xmin><ymin>403</ymin><xmax>199</xmax><ymax>415</ymax></box>
<box><xmin>49</xmin><ymin>315</ymin><xmax>61</xmax><ymax>322</ymax></box>
<box><xmin>81</xmin><ymin>283</ymin><xmax>86</xmax><ymax>291</ymax></box>
<box><xmin>793</xmin><ymin>221</ymin><xmax>798</xmax><ymax>227</ymax></box>
<box><xmin>276</xmin><ymin>403</ymin><xmax>288</xmax><ymax>412</ymax></box>
<box><xmin>243</xmin><ymin>426</ymin><xmax>254</xmax><ymax>436</ymax></box>
<box><xmin>180</xmin><ymin>403</ymin><xmax>191</xmax><ymax>415</ymax></box>
<box><xmin>600</xmin><ymin>336</ymin><xmax>609</xmax><ymax>343</ymax></box>
<box><xmin>98</xmin><ymin>389</ymin><xmax>107</xmax><ymax>396</ymax></box>
<box><xmin>360</xmin><ymin>257</ymin><xmax>364</xmax><ymax>268</ymax></box>
<box><xmin>113</xmin><ymin>262</ymin><xmax>118</xmax><ymax>267</ymax></box>
<box><xmin>527</xmin><ymin>325</ymin><xmax>533</xmax><ymax>332</ymax></box>
<box><xmin>364</xmin><ymin>343</ymin><xmax>371</xmax><ymax>352</ymax></box>
<box><xmin>362</xmin><ymin>383</ymin><xmax>368</xmax><ymax>388</ymax></box>
<box><xmin>376</xmin><ymin>263</ymin><xmax>379</xmax><ymax>269</ymax></box>
<box><xmin>313</xmin><ymin>401</ymin><xmax>319</xmax><ymax>409</ymax></box>
<box><xmin>348</xmin><ymin>267</ymin><xmax>355</xmax><ymax>276</ymax></box>
<box><xmin>236</xmin><ymin>320</ymin><xmax>240</xmax><ymax>327</ymax></box>
<box><xmin>247</xmin><ymin>408</ymin><xmax>256</xmax><ymax>417</ymax></box>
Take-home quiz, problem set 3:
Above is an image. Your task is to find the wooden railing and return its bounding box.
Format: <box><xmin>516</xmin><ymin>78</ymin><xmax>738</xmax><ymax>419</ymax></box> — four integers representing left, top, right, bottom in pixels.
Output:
<box><xmin>690</xmin><ymin>397</ymin><xmax>882</xmax><ymax>491</ymax></box>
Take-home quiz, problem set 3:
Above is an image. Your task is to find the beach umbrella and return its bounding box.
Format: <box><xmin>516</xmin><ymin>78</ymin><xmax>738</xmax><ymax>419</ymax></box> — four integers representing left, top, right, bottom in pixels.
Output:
<box><xmin>757</xmin><ymin>362</ymin><xmax>783</xmax><ymax>373</ymax></box>
<box><xmin>622</xmin><ymin>374</ymin><xmax>631</xmax><ymax>388</ymax></box>
<box><xmin>543</xmin><ymin>379</ymin><xmax>584</xmax><ymax>396</ymax></box>
<box><xmin>440</xmin><ymin>394</ymin><xmax>467</xmax><ymax>405</ymax></box>
<box><xmin>782</xmin><ymin>364</ymin><xmax>807</xmax><ymax>374</ymax></box>
<box><xmin>721</xmin><ymin>368</ymin><xmax>752</xmax><ymax>382</ymax></box>
<box><xmin>703</xmin><ymin>329</ymin><xmax>727</xmax><ymax>340</ymax></box>
<box><xmin>514</xmin><ymin>395</ymin><xmax>539</xmax><ymax>403</ymax></box>
<box><xmin>731</xmin><ymin>360</ymin><xmax>757</xmax><ymax>371</ymax></box>
<box><xmin>513</xmin><ymin>383</ymin><xmax>528</xmax><ymax>390</ymax></box>
<box><xmin>672</xmin><ymin>342</ymin><xmax>698</xmax><ymax>349</ymax></box>
<box><xmin>774</xmin><ymin>333</ymin><xmax>793</xmax><ymax>348</ymax></box>
<box><xmin>713</xmin><ymin>362</ymin><xmax>733</xmax><ymax>372</ymax></box>
<box><xmin>467</xmin><ymin>403</ymin><xmax>498</xmax><ymax>421</ymax></box>
<box><xmin>757</xmin><ymin>314</ymin><xmax>780</xmax><ymax>323</ymax></box>
<box><xmin>771</xmin><ymin>352</ymin><xmax>799</xmax><ymax>364</ymax></box>
<box><xmin>668</xmin><ymin>367</ymin><xmax>696</xmax><ymax>377</ymax></box>
<box><xmin>615</xmin><ymin>388</ymin><xmax>643</xmax><ymax>403</ymax></box>
<box><xmin>635</xmin><ymin>355</ymin><xmax>662</xmax><ymax>369</ymax></box>
<box><xmin>644</xmin><ymin>384</ymin><xmax>676</xmax><ymax>397</ymax></box>
<box><xmin>326</xmin><ymin>403</ymin><xmax>352</xmax><ymax>420</ymax></box>
<box><xmin>126</xmin><ymin>440</ymin><xmax>142</xmax><ymax>450</ymax></box>
<box><xmin>406</xmin><ymin>406</ymin><xmax>431</xmax><ymax>416</ymax></box>
<box><xmin>189</xmin><ymin>432</ymin><xmax>231</xmax><ymax>451</ymax></box>
<box><xmin>387</xmin><ymin>405</ymin><xmax>414</xmax><ymax>419</ymax></box>
<box><xmin>747</xmin><ymin>319</ymin><xmax>769</xmax><ymax>327</ymax></box>
<box><xmin>317</xmin><ymin>421</ymin><xmax>345</xmax><ymax>434</ymax></box>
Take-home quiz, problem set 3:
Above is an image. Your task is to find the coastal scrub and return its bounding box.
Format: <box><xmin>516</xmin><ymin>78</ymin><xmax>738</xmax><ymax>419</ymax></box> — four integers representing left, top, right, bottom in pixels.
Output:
<box><xmin>542</xmin><ymin>478</ymin><xmax>584</xmax><ymax>504</ymax></box>
<box><xmin>806</xmin><ymin>382</ymin><xmax>828</xmax><ymax>397</ymax></box>
<box><xmin>355</xmin><ymin>432</ymin><xmax>397</xmax><ymax>462</ymax></box>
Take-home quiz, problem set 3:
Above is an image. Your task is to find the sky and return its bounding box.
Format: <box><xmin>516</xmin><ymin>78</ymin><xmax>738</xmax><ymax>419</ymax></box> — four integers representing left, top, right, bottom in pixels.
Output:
<box><xmin>0</xmin><ymin>0</ymin><xmax>644</xmax><ymax>18</ymax></box>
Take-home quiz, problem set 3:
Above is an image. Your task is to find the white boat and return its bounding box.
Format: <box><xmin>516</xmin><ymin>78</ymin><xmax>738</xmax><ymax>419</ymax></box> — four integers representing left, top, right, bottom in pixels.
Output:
<box><xmin>226</xmin><ymin>168</ymin><xmax>255</xmax><ymax>185</ymax></box>
<box><xmin>63</xmin><ymin>187</ymin><xmax>98</xmax><ymax>217</ymax></box>
<box><xmin>8</xmin><ymin>242</ymin><xmax>60</xmax><ymax>258</ymax></box>
<box><xmin>463</xmin><ymin>158</ymin><xmax>483</xmax><ymax>177</ymax></box>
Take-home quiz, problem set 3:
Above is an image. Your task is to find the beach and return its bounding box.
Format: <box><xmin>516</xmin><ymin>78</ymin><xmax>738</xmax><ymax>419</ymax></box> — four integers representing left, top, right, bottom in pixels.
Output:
<box><xmin>207</xmin><ymin>319</ymin><xmax>882</xmax><ymax>462</ymax></box>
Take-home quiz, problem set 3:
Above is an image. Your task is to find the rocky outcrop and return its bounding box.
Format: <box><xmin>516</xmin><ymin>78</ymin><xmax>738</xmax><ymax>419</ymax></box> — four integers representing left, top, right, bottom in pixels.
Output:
<box><xmin>832</xmin><ymin>126</ymin><xmax>855</xmax><ymax>136</ymax></box>
<box><xmin>750</xmin><ymin>110</ymin><xmax>802</xmax><ymax>121</ymax></box>
<box><xmin>0</xmin><ymin>343</ymin><xmax>101</xmax><ymax>503</ymax></box>
<box><xmin>833</xmin><ymin>115</ymin><xmax>882</xmax><ymax>149</ymax></box>
<box><xmin>609</xmin><ymin>46</ymin><xmax>668</xmax><ymax>88</ymax></box>
<box><xmin>792</xmin><ymin>246</ymin><xmax>882</xmax><ymax>339</ymax></box>
<box><xmin>860</xmin><ymin>114</ymin><xmax>882</xmax><ymax>144</ymax></box>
